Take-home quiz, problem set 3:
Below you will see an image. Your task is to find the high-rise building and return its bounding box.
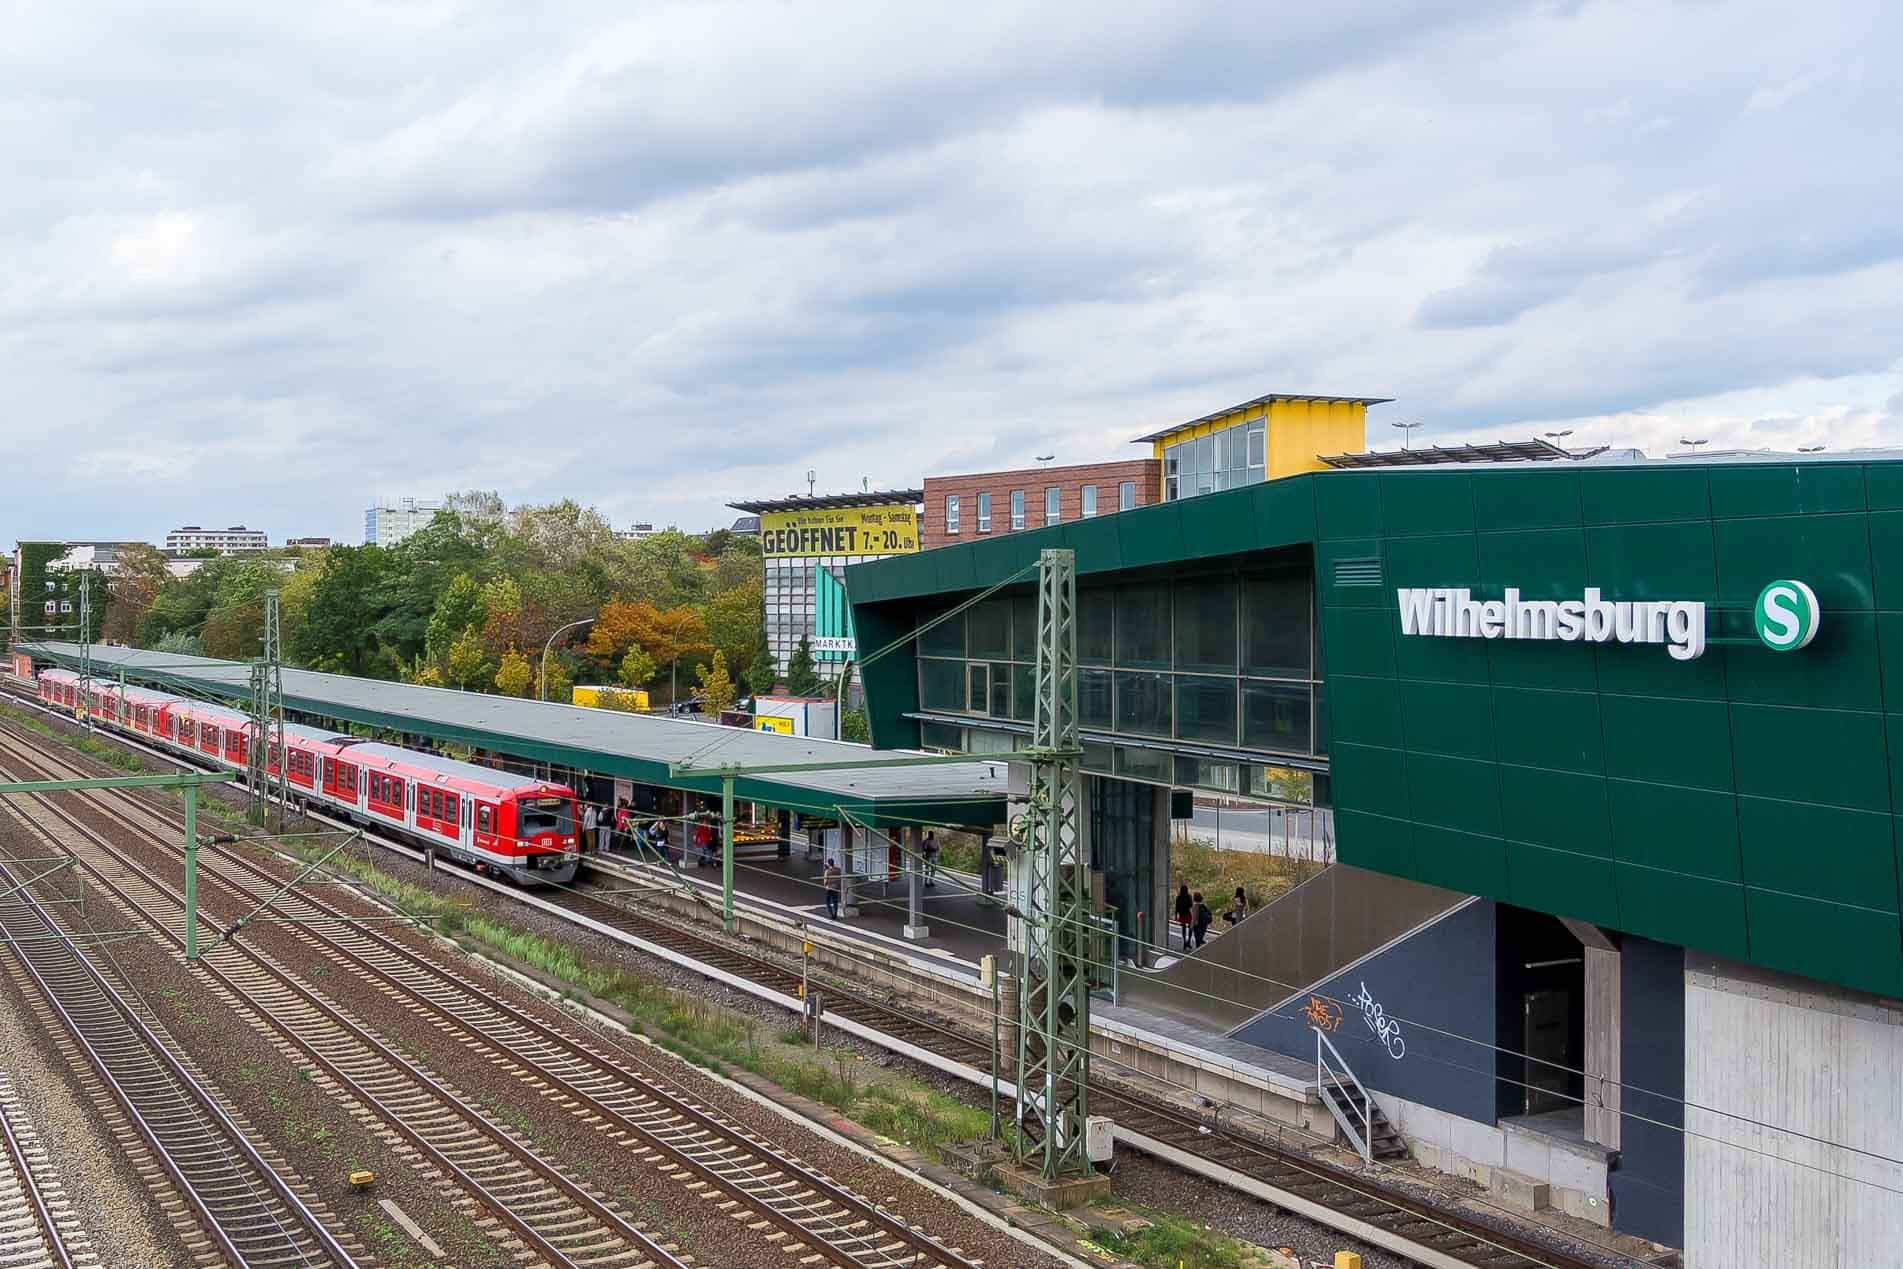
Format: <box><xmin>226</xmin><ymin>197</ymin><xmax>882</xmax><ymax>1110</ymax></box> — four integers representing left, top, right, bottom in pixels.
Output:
<box><xmin>163</xmin><ymin>525</ymin><xmax>267</xmax><ymax>554</ymax></box>
<box><xmin>364</xmin><ymin>497</ymin><xmax>445</xmax><ymax>547</ymax></box>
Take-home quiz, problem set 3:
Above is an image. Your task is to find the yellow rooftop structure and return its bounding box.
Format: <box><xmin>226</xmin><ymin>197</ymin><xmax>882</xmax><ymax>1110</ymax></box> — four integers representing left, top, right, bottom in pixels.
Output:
<box><xmin>1132</xmin><ymin>392</ymin><xmax>1391</xmax><ymax>501</ymax></box>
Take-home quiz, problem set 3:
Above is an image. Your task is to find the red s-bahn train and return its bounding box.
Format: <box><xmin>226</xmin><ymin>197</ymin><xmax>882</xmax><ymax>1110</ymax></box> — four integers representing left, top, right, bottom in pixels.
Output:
<box><xmin>36</xmin><ymin>669</ymin><xmax>580</xmax><ymax>885</ymax></box>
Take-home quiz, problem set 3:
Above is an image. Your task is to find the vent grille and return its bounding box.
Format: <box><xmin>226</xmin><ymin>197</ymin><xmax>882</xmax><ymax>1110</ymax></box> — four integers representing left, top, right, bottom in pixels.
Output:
<box><xmin>1333</xmin><ymin>557</ymin><xmax>1382</xmax><ymax>587</ymax></box>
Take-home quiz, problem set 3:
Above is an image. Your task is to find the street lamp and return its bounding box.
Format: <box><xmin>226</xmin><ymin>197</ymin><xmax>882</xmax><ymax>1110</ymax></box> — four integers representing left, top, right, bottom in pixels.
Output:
<box><xmin>1035</xmin><ymin>454</ymin><xmax>1056</xmax><ymax>467</ymax></box>
<box><xmin>540</xmin><ymin>617</ymin><xmax>595</xmax><ymax>702</ymax></box>
<box><xmin>1543</xmin><ymin>429</ymin><xmax>1574</xmax><ymax>449</ymax></box>
<box><xmin>1680</xmin><ymin>437</ymin><xmax>1709</xmax><ymax>450</ymax></box>
<box><xmin>1391</xmin><ymin>421</ymin><xmax>1422</xmax><ymax>451</ymax></box>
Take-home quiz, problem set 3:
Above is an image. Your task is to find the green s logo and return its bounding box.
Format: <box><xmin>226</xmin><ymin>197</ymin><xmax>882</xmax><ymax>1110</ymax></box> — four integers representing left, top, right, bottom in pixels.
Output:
<box><xmin>1754</xmin><ymin>580</ymin><xmax>1820</xmax><ymax>652</ymax></box>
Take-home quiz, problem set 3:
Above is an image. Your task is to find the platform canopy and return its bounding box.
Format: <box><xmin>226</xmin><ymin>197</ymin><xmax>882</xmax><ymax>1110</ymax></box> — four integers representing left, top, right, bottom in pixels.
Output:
<box><xmin>22</xmin><ymin>642</ymin><xmax>1005</xmax><ymax>828</ymax></box>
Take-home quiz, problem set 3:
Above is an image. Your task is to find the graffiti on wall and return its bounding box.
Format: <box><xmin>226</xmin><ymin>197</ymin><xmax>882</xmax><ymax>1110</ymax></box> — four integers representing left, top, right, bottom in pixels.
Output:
<box><xmin>1303</xmin><ymin>996</ymin><xmax>1342</xmax><ymax>1032</ymax></box>
<box><xmin>1352</xmin><ymin>981</ymin><xmax>1406</xmax><ymax>1059</ymax></box>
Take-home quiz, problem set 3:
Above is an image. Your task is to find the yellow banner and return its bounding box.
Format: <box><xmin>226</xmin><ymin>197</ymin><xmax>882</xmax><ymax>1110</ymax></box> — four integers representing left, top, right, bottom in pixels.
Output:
<box><xmin>753</xmin><ymin>715</ymin><xmax>795</xmax><ymax>735</ymax></box>
<box><xmin>759</xmin><ymin>503</ymin><xmax>918</xmax><ymax>558</ymax></box>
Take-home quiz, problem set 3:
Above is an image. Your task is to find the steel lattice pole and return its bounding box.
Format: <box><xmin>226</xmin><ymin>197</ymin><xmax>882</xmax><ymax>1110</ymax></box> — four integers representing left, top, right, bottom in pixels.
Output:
<box><xmin>1014</xmin><ymin>548</ymin><xmax>1092</xmax><ymax>1181</ymax></box>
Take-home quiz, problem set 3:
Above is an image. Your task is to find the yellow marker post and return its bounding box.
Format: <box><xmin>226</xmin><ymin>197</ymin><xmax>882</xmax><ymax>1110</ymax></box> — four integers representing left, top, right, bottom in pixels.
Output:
<box><xmin>1334</xmin><ymin>1252</ymin><xmax>1363</xmax><ymax>1269</ymax></box>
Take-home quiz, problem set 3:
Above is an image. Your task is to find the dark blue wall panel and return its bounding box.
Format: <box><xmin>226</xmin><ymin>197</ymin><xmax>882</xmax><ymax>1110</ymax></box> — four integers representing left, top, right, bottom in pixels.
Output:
<box><xmin>1611</xmin><ymin>936</ymin><xmax>1684</xmax><ymax>1245</ymax></box>
<box><xmin>1232</xmin><ymin>899</ymin><xmax>1499</xmax><ymax>1123</ymax></box>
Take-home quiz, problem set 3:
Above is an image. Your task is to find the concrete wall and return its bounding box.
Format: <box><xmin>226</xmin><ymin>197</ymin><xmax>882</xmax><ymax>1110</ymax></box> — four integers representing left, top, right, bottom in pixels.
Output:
<box><xmin>1683</xmin><ymin>955</ymin><xmax>1903</xmax><ymax>1268</ymax></box>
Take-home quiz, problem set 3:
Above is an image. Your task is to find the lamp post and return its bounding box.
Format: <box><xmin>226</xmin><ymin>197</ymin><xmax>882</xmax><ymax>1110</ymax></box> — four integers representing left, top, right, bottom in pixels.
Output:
<box><xmin>1391</xmin><ymin>421</ymin><xmax>1422</xmax><ymax>451</ymax></box>
<box><xmin>1680</xmin><ymin>437</ymin><xmax>1709</xmax><ymax>451</ymax></box>
<box><xmin>1543</xmin><ymin>429</ymin><xmax>1574</xmax><ymax>451</ymax></box>
<box><xmin>540</xmin><ymin>617</ymin><xmax>595</xmax><ymax>702</ymax></box>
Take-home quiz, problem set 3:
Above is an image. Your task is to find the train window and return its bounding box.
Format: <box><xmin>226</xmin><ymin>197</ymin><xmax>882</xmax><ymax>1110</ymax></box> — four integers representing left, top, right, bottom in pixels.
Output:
<box><xmin>446</xmin><ymin>794</ymin><xmax>460</xmax><ymax>826</ymax></box>
<box><xmin>477</xmin><ymin>805</ymin><xmax>492</xmax><ymax>834</ymax></box>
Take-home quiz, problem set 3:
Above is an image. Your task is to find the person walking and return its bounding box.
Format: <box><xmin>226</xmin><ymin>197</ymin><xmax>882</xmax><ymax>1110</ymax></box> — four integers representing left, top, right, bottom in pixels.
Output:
<box><xmin>823</xmin><ymin>857</ymin><xmax>841</xmax><ymax>920</ymax></box>
<box><xmin>1192</xmin><ymin>892</ymin><xmax>1212</xmax><ymax>949</ymax></box>
<box><xmin>614</xmin><ymin>800</ymin><xmax>632</xmax><ymax>854</ymax></box>
<box><xmin>1224</xmin><ymin>885</ymin><xmax>1247</xmax><ymax>927</ymax></box>
<box><xmin>595</xmin><ymin>801</ymin><xmax>613</xmax><ymax>855</ymax></box>
<box><xmin>581</xmin><ymin>802</ymin><xmax>598</xmax><ymax>855</ymax></box>
<box><xmin>921</xmin><ymin>831</ymin><xmax>940</xmax><ymax>887</ymax></box>
<box><xmin>1174</xmin><ymin>884</ymin><xmax>1193</xmax><ymax>951</ymax></box>
<box><xmin>652</xmin><ymin>819</ymin><xmax>671</xmax><ymax>866</ymax></box>
<box><xmin>695</xmin><ymin>815</ymin><xmax>715</xmax><ymax>868</ymax></box>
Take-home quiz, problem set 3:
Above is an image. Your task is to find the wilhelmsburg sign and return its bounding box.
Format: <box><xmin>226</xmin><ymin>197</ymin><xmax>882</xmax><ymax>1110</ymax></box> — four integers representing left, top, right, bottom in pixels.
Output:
<box><xmin>1397</xmin><ymin>582</ymin><xmax>1823</xmax><ymax>661</ymax></box>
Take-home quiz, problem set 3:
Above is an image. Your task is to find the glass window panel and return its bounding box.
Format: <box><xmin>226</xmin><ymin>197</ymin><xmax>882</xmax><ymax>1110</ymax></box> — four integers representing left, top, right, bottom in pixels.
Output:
<box><xmin>1010</xmin><ymin>490</ymin><xmax>1025</xmax><ymax>529</ymax></box>
<box><xmin>1175</xmin><ymin>756</ymin><xmax>1238</xmax><ymax>792</ymax></box>
<box><xmin>1174</xmin><ymin>577</ymin><xmax>1237</xmax><ymax>673</ymax></box>
<box><xmin>919</xmin><ymin>603</ymin><xmax>964</xmax><ymax>657</ymax></box>
<box><xmin>1247</xmin><ymin>764</ymin><xmax>1314</xmax><ymax>803</ymax></box>
<box><xmin>1242</xmin><ymin>570</ymin><xmax>1311</xmax><ymax>679</ymax></box>
<box><xmin>969</xmin><ymin>598</ymin><xmax>1011</xmax><ymax>659</ymax></box>
<box><xmin>919</xmin><ymin>659</ymin><xmax>965</xmax><ymax>709</ymax></box>
<box><xmin>1119</xmin><ymin>481</ymin><xmax>1136</xmax><ymax>511</ymax></box>
<box><xmin>1114</xmin><ymin>584</ymin><xmax>1171</xmax><ymax>668</ymax></box>
<box><xmin>1013</xmin><ymin>663</ymin><xmax>1036</xmax><ymax>721</ymax></box>
<box><xmin>1012</xmin><ymin>592</ymin><xmax>1038</xmax><ymax>661</ymax></box>
<box><xmin>1242</xmin><ymin>681</ymin><xmax>1312</xmax><ymax>755</ymax></box>
<box><xmin>990</xmin><ymin>663</ymin><xmax>1011</xmax><ymax>717</ymax></box>
<box><xmin>1165</xmin><ymin>476</ymin><xmax>1179</xmax><ymax>501</ymax></box>
<box><xmin>1045</xmin><ymin>487</ymin><xmax>1060</xmax><ymax>524</ymax></box>
<box><xmin>1114</xmin><ymin>745</ymin><xmax>1172</xmax><ymax>782</ymax></box>
<box><xmin>1079</xmin><ymin>589</ymin><xmax>1113</xmax><ymax>664</ymax></box>
<box><xmin>1114</xmin><ymin>670</ymin><xmax>1172</xmax><ymax>737</ymax></box>
<box><xmin>1220</xmin><ymin>424</ymin><xmax>1248</xmax><ymax>471</ymax></box>
<box><xmin>920</xmin><ymin>721</ymin><xmax>963</xmax><ymax>752</ymax></box>
<box><xmin>1079</xmin><ymin>668</ymin><xmax>1113</xmax><ymax>730</ymax></box>
<box><xmin>1081</xmin><ymin>485</ymin><xmax>1098</xmax><ymax>517</ymax></box>
<box><xmin>945</xmin><ymin>495</ymin><xmax>960</xmax><ymax>534</ymax></box>
<box><xmin>977</xmin><ymin>492</ymin><xmax>992</xmax><ymax>531</ymax></box>
<box><xmin>966</xmin><ymin>663</ymin><xmax>989</xmax><ymax>713</ymax></box>
<box><xmin>1082</xmin><ymin>742</ymin><xmax>1114</xmax><ymax>774</ymax></box>
<box><xmin>1174</xmin><ymin>674</ymin><xmax>1237</xmax><ymax>744</ymax></box>
<box><xmin>1247</xmin><ymin>424</ymin><xmax>1265</xmax><ymax>469</ymax></box>
<box><xmin>1314</xmin><ymin>682</ymin><xmax>1328</xmax><ymax>755</ymax></box>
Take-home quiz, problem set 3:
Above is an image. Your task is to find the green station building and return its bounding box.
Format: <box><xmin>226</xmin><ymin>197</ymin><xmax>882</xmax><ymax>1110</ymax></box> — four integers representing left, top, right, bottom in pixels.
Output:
<box><xmin>848</xmin><ymin>434</ymin><xmax>1903</xmax><ymax>1262</ymax></box>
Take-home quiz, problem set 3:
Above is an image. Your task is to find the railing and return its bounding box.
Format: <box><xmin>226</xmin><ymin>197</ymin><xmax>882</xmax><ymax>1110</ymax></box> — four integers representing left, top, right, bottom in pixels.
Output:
<box><xmin>1089</xmin><ymin>906</ymin><xmax>1120</xmax><ymax>1002</ymax></box>
<box><xmin>1315</xmin><ymin>1024</ymin><xmax>1373</xmax><ymax>1165</ymax></box>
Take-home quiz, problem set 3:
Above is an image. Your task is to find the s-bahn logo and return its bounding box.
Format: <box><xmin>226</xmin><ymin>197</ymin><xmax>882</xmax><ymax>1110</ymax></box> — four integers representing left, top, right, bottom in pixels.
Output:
<box><xmin>1754</xmin><ymin>580</ymin><xmax>1820</xmax><ymax>652</ymax></box>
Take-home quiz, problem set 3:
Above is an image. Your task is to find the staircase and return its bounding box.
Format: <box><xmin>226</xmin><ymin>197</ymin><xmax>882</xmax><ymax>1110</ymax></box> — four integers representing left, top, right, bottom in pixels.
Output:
<box><xmin>1315</xmin><ymin>1027</ymin><xmax>1409</xmax><ymax>1164</ymax></box>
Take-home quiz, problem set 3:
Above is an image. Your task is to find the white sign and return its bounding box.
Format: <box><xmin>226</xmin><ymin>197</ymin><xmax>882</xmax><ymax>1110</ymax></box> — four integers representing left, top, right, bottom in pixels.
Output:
<box><xmin>811</xmin><ymin>636</ymin><xmax>857</xmax><ymax>653</ymax></box>
<box><xmin>1398</xmin><ymin>587</ymin><xmax>1707</xmax><ymax>661</ymax></box>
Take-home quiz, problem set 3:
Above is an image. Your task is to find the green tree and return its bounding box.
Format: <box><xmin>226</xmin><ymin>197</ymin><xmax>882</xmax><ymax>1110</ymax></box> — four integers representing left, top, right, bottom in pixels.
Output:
<box><xmin>702</xmin><ymin>576</ymin><xmax>762</xmax><ymax>679</ymax></box>
<box><xmin>841</xmin><ymin>709</ymin><xmax>870</xmax><ymax>744</ymax></box>
<box><xmin>785</xmin><ymin>636</ymin><xmax>822</xmax><ymax>696</ymax></box>
<box><xmin>444</xmin><ymin>626</ymin><xmax>489</xmax><ymax>690</ymax></box>
<box><xmin>694</xmin><ymin>650</ymin><xmax>738</xmax><ymax>717</ymax></box>
<box><xmin>151</xmin><ymin>630</ymin><xmax>204</xmax><ymax>656</ymax></box>
<box><xmin>746</xmin><ymin>632</ymin><xmax>777</xmax><ymax>697</ymax></box>
<box><xmin>290</xmin><ymin>546</ymin><xmax>400</xmax><ymax>675</ymax></box>
<box><xmin>618</xmin><ymin>646</ymin><xmax>656</xmax><ymax>689</ymax></box>
<box><xmin>101</xmin><ymin>544</ymin><xmax>171</xmax><ymax>645</ymax></box>
<box><xmin>494</xmin><ymin>645</ymin><xmax>532</xmax><ymax>697</ymax></box>
<box><xmin>425</xmin><ymin>573</ymin><xmax>485</xmax><ymax>664</ymax></box>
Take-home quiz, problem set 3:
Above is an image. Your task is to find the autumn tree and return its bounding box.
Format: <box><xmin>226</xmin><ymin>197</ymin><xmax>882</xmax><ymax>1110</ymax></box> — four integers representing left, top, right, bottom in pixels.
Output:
<box><xmin>618</xmin><ymin>646</ymin><xmax>656</xmax><ymax>689</ymax></box>
<box><xmin>445</xmin><ymin>626</ymin><xmax>489</xmax><ymax>690</ymax></box>
<box><xmin>694</xmin><ymin>650</ymin><xmax>738</xmax><ymax>717</ymax></box>
<box><xmin>586</xmin><ymin>600</ymin><xmax>709</xmax><ymax>703</ymax></box>
<box><xmin>494</xmin><ymin>646</ymin><xmax>532</xmax><ymax>698</ymax></box>
<box><xmin>702</xmin><ymin>576</ymin><xmax>762</xmax><ymax>681</ymax></box>
<box><xmin>102</xmin><ymin>544</ymin><xmax>171</xmax><ymax>644</ymax></box>
<box><xmin>425</xmin><ymin>573</ymin><xmax>485</xmax><ymax>665</ymax></box>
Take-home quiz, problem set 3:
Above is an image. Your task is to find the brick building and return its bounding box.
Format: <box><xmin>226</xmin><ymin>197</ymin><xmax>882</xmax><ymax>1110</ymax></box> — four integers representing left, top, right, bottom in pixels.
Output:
<box><xmin>920</xmin><ymin>459</ymin><xmax>1159</xmax><ymax>549</ymax></box>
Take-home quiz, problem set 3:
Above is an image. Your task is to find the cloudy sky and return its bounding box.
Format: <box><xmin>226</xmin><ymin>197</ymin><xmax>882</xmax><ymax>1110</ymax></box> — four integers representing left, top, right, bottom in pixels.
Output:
<box><xmin>5</xmin><ymin>0</ymin><xmax>1899</xmax><ymax>543</ymax></box>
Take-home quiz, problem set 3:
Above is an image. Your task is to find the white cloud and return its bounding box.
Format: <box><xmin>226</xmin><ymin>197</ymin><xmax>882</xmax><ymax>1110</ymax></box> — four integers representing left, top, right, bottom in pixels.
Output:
<box><xmin>0</xmin><ymin>0</ymin><xmax>1899</xmax><ymax>543</ymax></box>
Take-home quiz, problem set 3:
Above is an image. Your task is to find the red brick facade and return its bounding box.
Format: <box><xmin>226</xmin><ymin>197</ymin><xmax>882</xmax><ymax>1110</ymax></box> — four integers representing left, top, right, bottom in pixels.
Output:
<box><xmin>920</xmin><ymin>459</ymin><xmax>1161</xmax><ymax>549</ymax></box>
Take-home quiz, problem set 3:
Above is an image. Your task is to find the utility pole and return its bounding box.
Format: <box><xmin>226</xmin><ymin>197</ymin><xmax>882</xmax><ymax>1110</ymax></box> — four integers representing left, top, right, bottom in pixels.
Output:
<box><xmin>78</xmin><ymin>573</ymin><xmax>92</xmax><ymax>731</ymax></box>
<box><xmin>1014</xmin><ymin>547</ymin><xmax>1094</xmax><ymax>1183</ymax></box>
<box><xmin>248</xmin><ymin>590</ymin><xmax>287</xmax><ymax>830</ymax></box>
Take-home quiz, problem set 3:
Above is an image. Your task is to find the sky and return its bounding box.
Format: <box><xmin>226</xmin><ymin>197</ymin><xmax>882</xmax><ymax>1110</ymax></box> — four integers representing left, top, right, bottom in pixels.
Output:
<box><xmin>4</xmin><ymin>0</ymin><xmax>1900</xmax><ymax>543</ymax></box>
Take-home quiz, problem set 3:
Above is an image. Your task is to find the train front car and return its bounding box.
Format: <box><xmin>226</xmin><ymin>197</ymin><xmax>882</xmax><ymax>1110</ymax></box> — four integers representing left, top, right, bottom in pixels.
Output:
<box><xmin>499</xmin><ymin>786</ymin><xmax>581</xmax><ymax>885</ymax></box>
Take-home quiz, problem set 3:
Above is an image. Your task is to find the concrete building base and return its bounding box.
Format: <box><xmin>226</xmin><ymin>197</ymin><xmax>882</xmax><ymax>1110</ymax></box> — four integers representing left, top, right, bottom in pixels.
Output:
<box><xmin>993</xmin><ymin>1162</ymin><xmax>1110</xmax><ymax>1211</ymax></box>
<box><xmin>903</xmin><ymin>924</ymin><xmax>931</xmax><ymax>941</ymax></box>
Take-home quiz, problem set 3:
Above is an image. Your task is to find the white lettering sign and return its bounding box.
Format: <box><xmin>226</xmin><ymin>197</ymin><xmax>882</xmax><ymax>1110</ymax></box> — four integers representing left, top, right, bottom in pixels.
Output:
<box><xmin>811</xmin><ymin>636</ymin><xmax>857</xmax><ymax>653</ymax></box>
<box><xmin>1397</xmin><ymin>587</ymin><xmax>1706</xmax><ymax>661</ymax></box>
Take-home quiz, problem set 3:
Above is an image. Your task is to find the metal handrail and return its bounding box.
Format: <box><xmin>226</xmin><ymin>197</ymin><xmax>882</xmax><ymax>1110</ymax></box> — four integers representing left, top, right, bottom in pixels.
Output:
<box><xmin>1314</xmin><ymin>1025</ymin><xmax>1373</xmax><ymax>1165</ymax></box>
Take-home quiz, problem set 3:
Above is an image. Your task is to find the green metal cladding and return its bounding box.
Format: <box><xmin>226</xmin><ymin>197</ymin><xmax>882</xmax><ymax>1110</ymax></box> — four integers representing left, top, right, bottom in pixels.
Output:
<box><xmin>850</xmin><ymin>459</ymin><xmax>1903</xmax><ymax>999</ymax></box>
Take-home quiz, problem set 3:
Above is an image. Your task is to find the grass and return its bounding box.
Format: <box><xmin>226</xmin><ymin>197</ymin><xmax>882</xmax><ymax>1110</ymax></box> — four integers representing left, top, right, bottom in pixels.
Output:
<box><xmin>1088</xmin><ymin>1204</ymin><xmax>1269</xmax><ymax>1269</ymax></box>
<box><xmin>1169</xmin><ymin>836</ymin><xmax>1325</xmax><ymax>913</ymax></box>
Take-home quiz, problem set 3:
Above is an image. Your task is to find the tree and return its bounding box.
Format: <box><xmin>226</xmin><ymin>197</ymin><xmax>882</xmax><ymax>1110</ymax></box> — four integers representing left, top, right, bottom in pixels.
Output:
<box><xmin>586</xmin><ymin>600</ymin><xmax>709</xmax><ymax>703</ymax></box>
<box><xmin>494</xmin><ymin>645</ymin><xmax>532</xmax><ymax>698</ymax></box>
<box><xmin>444</xmin><ymin>625</ymin><xmax>489</xmax><ymax>690</ymax></box>
<box><xmin>102</xmin><ymin>544</ymin><xmax>171</xmax><ymax>644</ymax></box>
<box><xmin>694</xmin><ymin>650</ymin><xmax>738</xmax><ymax>717</ymax></box>
<box><xmin>479</xmin><ymin>575</ymin><xmax>523</xmax><ymax>652</ymax></box>
<box><xmin>585</xmin><ymin>599</ymin><xmax>649</xmax><ymax>661</ymax></box>
<box><xmin>746</xmin><ymin>632</ymin><xmax>777</xmax><ymax>698</ymax></box>
<box><xmin>618</xmin><ymin>646</ymin><xmax>656</xmax><ymax>689</ymax></box>
<box><xmin>425</xmin><ymin>573</ymin><xmax>485</xmax><ymax>665</ymax></box>
<box><xmin>841</xmin><ymin>709</ymin><xmax>870</xmax><ymax>744</ymax></box>
<box><xmin>702</xmin><ymin>576</ymin><xmax>762</xmax><ymax>681</ymax></box>
<box><xmin>290</xmin><ymin>545</ymin><xmax>399</xmax><ymax>676</ymax></box>
<box><xmin>785</xmin><ymin>636</ymin><xmax>822</xmax><ymax>696</ymax></box>
<box><xmin>152</xmin><ymin>630</ymin><xmax>204</xmax><ymax>656</ymax></box>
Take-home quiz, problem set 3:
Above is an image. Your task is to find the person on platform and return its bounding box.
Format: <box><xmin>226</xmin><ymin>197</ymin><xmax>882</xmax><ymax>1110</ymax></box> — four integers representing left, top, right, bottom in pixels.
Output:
<box><xmin>823</xmin><ymin>858</ymin><xmax>842</xmax><ymax>920</ymax></box>
<box><xmin>1192</xmin><ymin>892</ymin><xmax>1212</xmax><ymax>949</ymax></box>
<box><xmin>614</xmin><ymin>800</ymin><xmax>632</xmax><ymax>853</ymax></box>
<box><xmin>581</xmin><ymin>802</ymin><xmax>598</xmax><ymax>855</ymax></box>
<box><xmin>1174</xmin><ymin>884</ymin><xmax>1193</xmax><ymax>951</ymax></box>
<box><xmin>1224</xmin><ymin>886</ymin><xmax>1247</xmax><ymax>927</ymax></box>
<box><xmin>695</xmin><ymin>815</ymin><xmax>715</xmax><ymax>868</ymax></box>
<box><xmin>652</xmin><ymin>818</ymin><xmax>671</xmax><ymax>866</ymax></box>
<box><xmin>921</xmin><ymin>831</ymin><xmax>940</xmax><ymax>886</ymax></box>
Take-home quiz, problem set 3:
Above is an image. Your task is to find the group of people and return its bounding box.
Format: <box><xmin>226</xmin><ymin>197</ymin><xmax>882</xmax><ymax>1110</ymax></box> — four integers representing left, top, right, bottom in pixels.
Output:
<box><xmin>1175</xmin><ymin>883</ymin><xmax>1248</xmax><ymax>951</ymax></box>
<box><xmin>578</xmin><ymin>800</ymin><xmax>719</xmax><ymax>869</ymax></box>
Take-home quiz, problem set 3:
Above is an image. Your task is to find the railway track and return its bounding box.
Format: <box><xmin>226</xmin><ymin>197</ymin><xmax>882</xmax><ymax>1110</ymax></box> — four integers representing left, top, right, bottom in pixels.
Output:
<box><xmin>0</xmin><ymin>854</ymin><xmax>360</xmax><ymax>1267</ymax></box>
<box><xmin>0</xmin><ymin>696</ymin><xmax>1618</xmax><ymax>1269</ymax></box>
<box><xmin>0</xmin><ymin>725</ymin><xmax>988</xmax><ymax>1269</ymax></box>
<box><xmin>0</xmin><ymin>1066</ymin><xmax>97</xmax><ymax>1269</ymax></box>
